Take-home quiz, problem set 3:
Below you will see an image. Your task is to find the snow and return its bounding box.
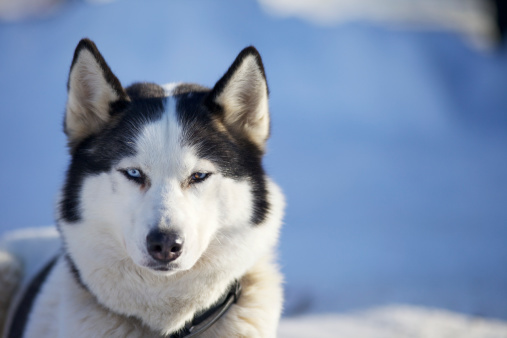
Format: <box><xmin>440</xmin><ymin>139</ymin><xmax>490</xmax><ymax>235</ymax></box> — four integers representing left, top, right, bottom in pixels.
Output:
<box><xmin>1</xmin><ymin>0</ymin><xmax>507</xmax><ymax>334</ymax></box>
<box><xmin>258</xmin><ymin>0</ymin><xmax>495</xmax><ymax>47</ymax></box>
<box><xmin>0</xmin><ymin>227</ymin><xmax>60</xmax><ymax>288</ymax></box>
<box><xmin>278</xmin><ymin>305</ymin><xmax>507</xmax><ymax>337</ymax></box>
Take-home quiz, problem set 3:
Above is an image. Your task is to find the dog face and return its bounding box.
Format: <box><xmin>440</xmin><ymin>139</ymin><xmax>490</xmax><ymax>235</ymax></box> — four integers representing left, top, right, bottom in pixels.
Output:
<box><xmin>58</xmin><ymin>39</ymin><xmax>272</xmax><ymax>275</ymax></box>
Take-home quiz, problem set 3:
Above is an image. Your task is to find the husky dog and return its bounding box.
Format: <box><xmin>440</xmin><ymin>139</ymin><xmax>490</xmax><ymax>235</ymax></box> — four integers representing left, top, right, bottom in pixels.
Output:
<box><xmin>1</xmin><ymin>39</ymin><xmax>284</xmax><ymax>337</ymax></box>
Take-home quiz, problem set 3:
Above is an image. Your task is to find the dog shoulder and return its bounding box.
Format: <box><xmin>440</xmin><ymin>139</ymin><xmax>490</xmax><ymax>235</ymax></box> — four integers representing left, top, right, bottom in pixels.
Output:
<box><xmin>203</xmin><ymin>254</ymin><xmax>283</xmax><ymax>338</ymax></box>
<box><xmin>24</xmin><ymin>259</ymin><xmax>157</xmax><ymax>338</ymax></box>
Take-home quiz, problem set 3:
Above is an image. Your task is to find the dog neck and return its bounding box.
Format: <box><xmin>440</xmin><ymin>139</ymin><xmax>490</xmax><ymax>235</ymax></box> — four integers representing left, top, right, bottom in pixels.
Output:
<box><xmin>63</xmin><ymin>250</ymin><xmax>245</xmax><ymax>335</ymax></box>
<box><xmin>167</xmin><ymin>280</ymin><xmax>242</xmax><ymax>337</ymax></box>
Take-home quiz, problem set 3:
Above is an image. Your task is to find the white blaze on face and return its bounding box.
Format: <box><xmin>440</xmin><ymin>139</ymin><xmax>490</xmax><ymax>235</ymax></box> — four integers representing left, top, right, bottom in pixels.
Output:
<box><xmin>118</xmin><ymin>97</ymin><xmax>221</xmax><ymax>272</ymax></box>
<box><xmin>161</xmin><ymin>82</ymin><xmax>181</xmax><ymax>96</ymax></box>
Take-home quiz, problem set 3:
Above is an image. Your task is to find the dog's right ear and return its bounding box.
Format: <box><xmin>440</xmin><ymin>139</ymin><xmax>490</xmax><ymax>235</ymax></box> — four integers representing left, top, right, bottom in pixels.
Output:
<box><xmin>65</xmin><ymin>39</ymin><xmax>129</xmax><ymax>150</ymax></box>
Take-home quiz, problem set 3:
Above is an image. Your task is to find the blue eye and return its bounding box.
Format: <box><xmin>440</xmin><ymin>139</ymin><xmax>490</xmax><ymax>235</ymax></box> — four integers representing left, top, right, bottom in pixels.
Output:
<box><xmin>190</xmin><ymin>172</ymin><xmax>210</xmax><ymax>183</ymax></box>
<box><xmin>119</xmin><ymin>168</ymin><xmax>146</xmax><ymax>185</ymax></box>
<box><xmin>127</xmin><ymin>168</ymin><xmax>142</xmax><ymax>178</ymax></box>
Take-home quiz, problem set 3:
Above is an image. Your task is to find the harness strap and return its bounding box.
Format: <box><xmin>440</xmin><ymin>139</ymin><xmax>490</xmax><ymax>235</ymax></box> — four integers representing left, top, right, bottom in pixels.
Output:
<box><xmin>7</xmin><ymin>255</ymin><xmax>241</xmax><ymax>338</ymax></box>
<box><xmin>7</xmin><ymin>256</ymin><xmax>59</xmax><ymax>338</ymax></box>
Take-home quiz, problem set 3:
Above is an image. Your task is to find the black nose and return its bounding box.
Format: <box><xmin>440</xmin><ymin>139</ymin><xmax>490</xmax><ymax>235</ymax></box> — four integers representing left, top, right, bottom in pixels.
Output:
<box><xmin>146</xmin><ymin>229</ymin><xmax>184</xmax><ymax>263</ymax></box>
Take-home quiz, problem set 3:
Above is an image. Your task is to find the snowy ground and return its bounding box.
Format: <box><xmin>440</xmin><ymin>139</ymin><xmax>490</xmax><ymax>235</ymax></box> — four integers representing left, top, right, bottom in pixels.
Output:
<box><xmin>278</xmin><ymin>305</ymin><xmax>507</xmax><ymax>337</ymax></box>
<box><xmin>1</xmin><ymin>0</ymin><xmax>507</xmax><ymax>335</ymax></box>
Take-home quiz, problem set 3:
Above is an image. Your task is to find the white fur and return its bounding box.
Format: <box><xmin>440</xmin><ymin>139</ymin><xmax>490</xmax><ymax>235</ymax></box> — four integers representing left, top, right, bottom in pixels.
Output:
<box><xmin>162</xmin><ymin>82</ymin><xmax>181</xmax><ymax>96</ymax></box>
<box><xmin>65</xmin><ymin>49</ymin><xmax>121</xmax><ymax>145</ymax></box>
<box><xmin>214</xmin><ymin>54</ymin><xmax>270</xmax><ymax>149</ymax></box>
<box><xmin>16</xmin><ymin>92</ymin><xmax>284</xmax><ymax>337</ymax></box>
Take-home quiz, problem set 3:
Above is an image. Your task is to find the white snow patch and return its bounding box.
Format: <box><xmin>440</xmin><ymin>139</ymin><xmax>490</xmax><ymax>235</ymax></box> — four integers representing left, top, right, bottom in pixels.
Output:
<box><xmin>279</xmin><ymin>305</ymin><xmax>507</xmax><ymax>338</ymax></box>
<box><xmin>0</xmin><ymin>226</ymin><xmax>60</xmax><ymax>288</ymax></box>
<box><xmin>258</xmin><ymin>0</ymin><xmax>497</xmax><ymax>47</ymax></box>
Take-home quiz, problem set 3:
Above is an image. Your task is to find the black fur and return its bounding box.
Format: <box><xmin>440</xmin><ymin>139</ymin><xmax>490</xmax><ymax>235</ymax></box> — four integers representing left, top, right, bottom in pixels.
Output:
<box><xmin>200</xmin><ymin>46</ymin><xmax>271</xmax><ymax>224</ymax></box>
<box><xmin>60</xmin><ymin>41</ymin><xmax>270</xmax><ymax>226</ymax></box>
<box><xmin>176</xmin><ymin>89</ymin><xmax>270</xmax><ymax>225</ymax></box>
<box><xmin>60</xmin><ymin>83</ymin><xmax>166</xmax><ymax>223</ymax></box>
<box><xmin>64</xmin><ymin>254</ymin><xmax>88</xmax><ymax>290</ymax></box>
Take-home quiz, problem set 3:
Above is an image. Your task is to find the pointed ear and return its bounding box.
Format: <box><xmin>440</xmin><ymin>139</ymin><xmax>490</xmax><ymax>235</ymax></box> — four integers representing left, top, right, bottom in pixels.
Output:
<box><xmin>65</xmin><ymin>38</ymin><xmax>129</xmax><ymax>149</ymax></box>
<box><xmin>206</xmin><ymin>46</ymin><xmax>270</xmax><ymax>151</ymax></box>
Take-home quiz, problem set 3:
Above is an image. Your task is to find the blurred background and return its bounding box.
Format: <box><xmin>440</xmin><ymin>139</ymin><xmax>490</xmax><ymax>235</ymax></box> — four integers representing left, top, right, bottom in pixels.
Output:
<box><xmin>1</xmin><ymin>0</ymin><xmax>507</xmax><ymax>335</ymax></box>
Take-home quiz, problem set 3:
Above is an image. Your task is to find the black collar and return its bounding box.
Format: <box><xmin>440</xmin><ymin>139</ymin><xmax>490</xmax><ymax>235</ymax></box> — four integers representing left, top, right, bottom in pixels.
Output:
<box><xmin>8</xmin><ymin>254</ymin><xmax>242</xmax><ymax>338</ymax></box>
<box><xmin>170</xmin><ymin>280</ymin><xmax>242</xmax><ymax>337</ymax></box>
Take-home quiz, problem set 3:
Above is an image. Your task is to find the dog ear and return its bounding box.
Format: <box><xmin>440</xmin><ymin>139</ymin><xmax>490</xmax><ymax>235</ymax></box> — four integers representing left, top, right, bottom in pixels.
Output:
<box><xmin>206</xmin><ymin>47</ymin><xmax>270</xmax><ymax>151</ymax></box>
<box><xmin>65</xmin><ymin>38</ymin><xmax>129</xmax><ymax>149</ymax></box>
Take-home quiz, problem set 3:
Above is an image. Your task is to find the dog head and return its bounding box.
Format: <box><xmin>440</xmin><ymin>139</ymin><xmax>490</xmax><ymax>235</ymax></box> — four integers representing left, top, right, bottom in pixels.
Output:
<box><xmin>58</xmin><ymin>39</ymin><xmax>274</xmax><ymax>275</ymax></box>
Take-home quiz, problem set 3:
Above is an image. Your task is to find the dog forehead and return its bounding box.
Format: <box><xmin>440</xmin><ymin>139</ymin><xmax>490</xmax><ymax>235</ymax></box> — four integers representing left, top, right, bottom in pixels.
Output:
<box><xmin>133</xmin><ymin>97</ymin><xmax>195</xmax><ymax>173</ymax></box>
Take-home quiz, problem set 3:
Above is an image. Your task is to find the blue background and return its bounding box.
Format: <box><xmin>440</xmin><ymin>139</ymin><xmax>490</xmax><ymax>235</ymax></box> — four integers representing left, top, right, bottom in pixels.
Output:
<box><xmin>1</xmin><ymin>0</ymin><xmax>506</xmax><ymax>319</ymax></box>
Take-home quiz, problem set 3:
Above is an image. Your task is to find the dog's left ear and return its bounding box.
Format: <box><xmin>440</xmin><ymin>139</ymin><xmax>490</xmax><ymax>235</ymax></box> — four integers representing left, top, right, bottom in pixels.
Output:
<box><xmin>206</xmin><ymin>47</ymin><xmax>270</xmax><ymax>151</ymax></box>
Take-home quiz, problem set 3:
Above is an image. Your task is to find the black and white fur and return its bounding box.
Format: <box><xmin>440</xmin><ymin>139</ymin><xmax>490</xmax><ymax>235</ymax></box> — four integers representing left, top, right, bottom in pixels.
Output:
<box><xmin>0</xmin><ymin>39</ymin><xmax>284</xmax><ymax>337</ymax></box>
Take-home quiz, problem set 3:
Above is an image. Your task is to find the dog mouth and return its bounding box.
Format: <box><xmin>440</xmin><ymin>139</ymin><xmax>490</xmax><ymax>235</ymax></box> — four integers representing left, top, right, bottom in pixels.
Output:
<box><xmin>145</xmin><ymin>261</ymin><xmax>181</xmax><ymax>273</ymax></box>
<box><xmin>150</xmin><ymin>265</ymin><xmax>171</xmax><ymax>272</ymax></box>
